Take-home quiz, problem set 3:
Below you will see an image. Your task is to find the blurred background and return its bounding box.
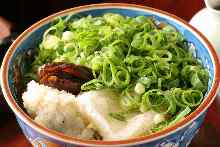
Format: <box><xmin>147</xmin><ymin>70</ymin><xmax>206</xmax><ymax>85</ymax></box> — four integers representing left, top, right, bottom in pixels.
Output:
<box><xmin>1</xmin><ymin>0</ymin><xmax>220</xmax><ymax>147</ymax></box>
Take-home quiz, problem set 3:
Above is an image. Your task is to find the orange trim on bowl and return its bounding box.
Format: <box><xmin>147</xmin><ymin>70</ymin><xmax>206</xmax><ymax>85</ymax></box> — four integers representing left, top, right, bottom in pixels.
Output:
<box><xmin>1</xmin><ymin>3</ymin><xmax>220</xmax><ymax>146</ymax></box>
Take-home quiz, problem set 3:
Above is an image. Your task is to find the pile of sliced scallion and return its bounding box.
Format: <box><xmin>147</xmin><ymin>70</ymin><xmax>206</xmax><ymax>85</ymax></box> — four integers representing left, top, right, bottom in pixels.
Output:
<box><xmin>29</xmin><ymin>13</ymin><xmax>209</xmax><ymax>130</ymax></box>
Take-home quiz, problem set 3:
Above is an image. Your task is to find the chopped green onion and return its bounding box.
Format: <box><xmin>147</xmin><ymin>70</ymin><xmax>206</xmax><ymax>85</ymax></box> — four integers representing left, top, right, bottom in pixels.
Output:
<box><xmin>169</xmin><ymin>107</ymin><xmax>191</xmax><ymax>126</ymax></box>
<box><xmin>109</xmin><ymin>112</ymin><xmax>126</xmax><ymax>121</ymax></box>
<box><xmin>27</xmin><ymin>13</ymin><xmax>209</xmax><ymax>130</ymax></box>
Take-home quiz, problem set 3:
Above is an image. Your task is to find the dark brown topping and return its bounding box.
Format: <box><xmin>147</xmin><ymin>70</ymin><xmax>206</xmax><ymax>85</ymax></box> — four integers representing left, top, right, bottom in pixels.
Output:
<box><xmin>157</xmin><ymin>22</ymin><xmax>167</xmax><ymax>29</ymax></box>
<box><xmin>38</xmin><ymin>62</ymin><xmax>94</xmax><ymax>95</ymax></box>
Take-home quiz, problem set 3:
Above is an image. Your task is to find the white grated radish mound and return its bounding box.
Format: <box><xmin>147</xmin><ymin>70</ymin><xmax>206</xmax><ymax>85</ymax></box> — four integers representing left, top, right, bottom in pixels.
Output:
<box><xmin>22</xmin><ymin>80</ymin><xmax>94</xmax><ymax>139</ymax></box>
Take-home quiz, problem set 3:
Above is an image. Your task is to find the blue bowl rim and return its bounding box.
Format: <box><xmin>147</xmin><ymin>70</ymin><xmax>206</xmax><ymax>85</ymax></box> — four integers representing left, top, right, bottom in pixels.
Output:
<box><xmin>1</xmin><ymin>3</ymin><xmax>220</xmax><ymax>146</ymax></box>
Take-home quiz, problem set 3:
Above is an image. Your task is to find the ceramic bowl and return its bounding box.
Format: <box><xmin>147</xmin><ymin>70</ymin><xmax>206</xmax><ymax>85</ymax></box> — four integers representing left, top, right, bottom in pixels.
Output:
<box><xmin>1</xmin><ymin>3</ymin><xmax>220</xmax><ymax>147</ymax></box>
<box><xmin>190</xmin><ymin>0</ymin><xmax>220</xmax><ymax>54</ymax></box>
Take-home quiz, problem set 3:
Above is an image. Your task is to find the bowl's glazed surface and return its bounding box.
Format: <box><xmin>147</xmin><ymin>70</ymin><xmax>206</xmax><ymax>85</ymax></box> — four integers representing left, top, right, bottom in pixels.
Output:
<box><xmin>1</xmin><ymin>3</ymin><xmax>219</xmax><ymax>147</ymax></box>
